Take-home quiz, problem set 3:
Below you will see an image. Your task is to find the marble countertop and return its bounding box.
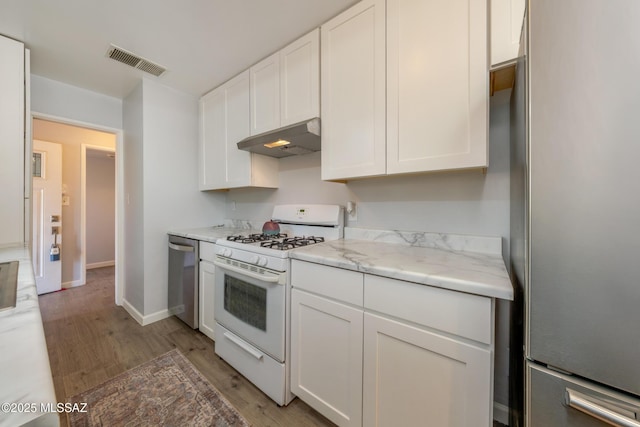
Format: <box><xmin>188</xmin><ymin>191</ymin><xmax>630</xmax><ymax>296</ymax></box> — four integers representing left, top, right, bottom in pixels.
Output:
<box><xmin>0</xmin><ymin>245</ymin><xmax>59</xmax><ymax>427</ymax></box>
<box><xmin>290</xmin><ymin>228</ymin><xmax>514</xmax><ymax>300</ymax></box>
<box><xmin>168</xmin><ymin>224</ymin><xmax>513</xmax><ymax>300</ymax></box>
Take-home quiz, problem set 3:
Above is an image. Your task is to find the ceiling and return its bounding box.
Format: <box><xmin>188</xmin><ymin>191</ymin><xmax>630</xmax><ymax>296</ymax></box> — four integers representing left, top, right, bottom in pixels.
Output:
<box><xmin>0</xmin><ymin>0</ymin><xmax>358</xmax><ymax>100</ymax></box>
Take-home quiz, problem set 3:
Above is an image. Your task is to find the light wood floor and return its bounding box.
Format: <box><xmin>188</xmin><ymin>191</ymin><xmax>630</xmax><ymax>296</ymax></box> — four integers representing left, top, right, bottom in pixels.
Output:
<box><xmin>39</xmin><ymin>266</ymin><xmax>335</xmax><ymax>427</ymax></box>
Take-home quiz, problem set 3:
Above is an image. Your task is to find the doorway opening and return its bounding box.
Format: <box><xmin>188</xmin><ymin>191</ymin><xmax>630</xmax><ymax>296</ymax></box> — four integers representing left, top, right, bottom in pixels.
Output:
<box><xmin>83</xmin><ymin>146</ymin><xmax>116</xmax><ymax>274</ymax></box>
<box><xmin>31</xmin><ymin>115</ymin><xmax>124</xmax><ymax>305</ymax></box>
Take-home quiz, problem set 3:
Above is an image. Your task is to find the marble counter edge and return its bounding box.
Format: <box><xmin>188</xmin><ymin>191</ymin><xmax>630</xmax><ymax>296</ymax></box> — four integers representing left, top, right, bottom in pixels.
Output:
<box><xmin>0</xmin><ymin>245</ymin><xmax>59</xmax><ymax>427</ymax></box>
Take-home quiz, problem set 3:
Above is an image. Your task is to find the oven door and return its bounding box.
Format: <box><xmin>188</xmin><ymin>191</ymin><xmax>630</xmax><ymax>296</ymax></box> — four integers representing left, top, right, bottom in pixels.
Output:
<box><xmin>214</xmin><ymin>256</ymin><xmax>286</xmax><ymax>362</ymax></box>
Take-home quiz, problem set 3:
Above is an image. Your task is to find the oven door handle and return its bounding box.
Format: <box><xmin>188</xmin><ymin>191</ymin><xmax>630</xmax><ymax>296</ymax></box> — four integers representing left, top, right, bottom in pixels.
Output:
<box><xmin>213</xmin><ymin>260</ymin><xmax>283</xmax><ymax>284</ymax></box>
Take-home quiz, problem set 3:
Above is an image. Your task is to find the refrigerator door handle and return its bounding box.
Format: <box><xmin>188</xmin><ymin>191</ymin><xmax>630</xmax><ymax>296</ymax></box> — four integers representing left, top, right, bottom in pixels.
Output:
<box><xmin>566</xmin><ymin>389</ymin><xmax>640</xmax><ymax>427</ymax></box>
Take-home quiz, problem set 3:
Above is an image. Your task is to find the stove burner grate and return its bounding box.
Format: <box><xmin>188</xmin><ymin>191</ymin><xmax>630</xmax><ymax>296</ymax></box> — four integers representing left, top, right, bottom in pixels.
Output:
<box><xmin>227</xmin><ymin>233</ymin><xmax>288</xmax><ymax>243</ymax></box>
<box><xmin>259</xmin><ymin>236</ymin><xmax>326</xmax><ymax>251</ymax></box>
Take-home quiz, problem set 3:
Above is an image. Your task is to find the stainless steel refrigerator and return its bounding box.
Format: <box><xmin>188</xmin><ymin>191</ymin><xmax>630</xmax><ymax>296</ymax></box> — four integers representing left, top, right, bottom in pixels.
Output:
<box><xmin>513</xmin><ymin>0</ymin><xmax>640</xmax><ymax>425</ymax></box>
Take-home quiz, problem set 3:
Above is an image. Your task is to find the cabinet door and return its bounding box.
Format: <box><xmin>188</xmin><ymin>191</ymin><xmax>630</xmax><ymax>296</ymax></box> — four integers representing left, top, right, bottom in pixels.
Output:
<box><xmin>200</xmin><ymin>71</ymin><xmax>252</xmax><ymax>189</ymax></box>
<box><xmin>363</xmin><ymin>313</ymin><xmax>492</xmax><ymax>427</ymax></box>
<box><xmin>198</xmin><ymin>259</ymin><xmax>216</xmax><ymax>340</ymax></box>
<box><xmin>320</xmin><ymin>0</ymin><xmax>386</xmax><ymax>181</ymax></box>
<box><xmin>280</xmin><ymin>29</ymin><xmax>320</xmax><ymax>126</ymax></box>
<box><xmin>0</xmin><ymin>36</ymin><xmax>25</xmax><ymax>246</ymax></box>
<box><xmin>490</xmin><ymin>0</ymin><xmax>526</xmax><ymax>66</ymax></box>
<box><xmin>250</xmin><ymin>52</ymin><xmax>280</xmax><ymax>135</ymax></box>
<box><xmin>224</xmin><ymin>70</ymin><xmax>252</xmax><ymax>187</ymax></box>
<box><xmin>386</xmin><ymin>0</ymin><xmax>488</xmax><ymax>174</ymax></box>
<box><xmin>291</xmin><ymin>289</ymin><xmax>363</xmax><ymax>427</ymax></box>
<box><xmin>199</xmin><ymin>87</ymin><xmax>226</xmax><ymax>190</ymax></box>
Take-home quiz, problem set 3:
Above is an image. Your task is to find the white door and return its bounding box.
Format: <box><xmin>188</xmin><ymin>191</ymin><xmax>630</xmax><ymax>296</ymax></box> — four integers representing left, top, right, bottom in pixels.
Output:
<box><xmin>363</xmin><ymin>312</ymin><xmax>492</xmax><ymax>427</ymax></box>
<box><xmin>320</xmin><ymin>0</ymin><xmax>387</xmax><ymax>181</ymax></box>
<box><xmin>386</xmin><ymin>0</ymin><xmax>488</xmax><ymax>174</ymax></box>
<box><xmin>291</xmin><ymin>289</ymin><xmax>363</xmax><ymax>427</ymax></box>
<box><xmin>32</xmin><ymin>140</ymin><xmax>62</xmax><ymax>295</ymax></box>
<box><xmin>250</xmin><ymin>52</ymin><xmax>280</xmax><ymax>135</ymax></box>
<box><xmin>198</xmin><ymin>257</ymin><xmax>216</xmax><ymax>340</ymax></box>
<box><xmin>280</xmin><ymin>29</ymin><xmax>320</xmax><ymax>126</ymax></box>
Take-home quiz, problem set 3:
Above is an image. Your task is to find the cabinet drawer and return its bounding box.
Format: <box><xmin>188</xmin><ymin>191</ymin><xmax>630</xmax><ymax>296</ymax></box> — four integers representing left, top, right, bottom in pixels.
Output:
<box><xmin>364</xmin><ymin>275</ymin><xmax>492</xmax><ymax>344</ymax></box>
<box><xmin>200</xmin><ymin>241</ymin><xmax>216</xmax><ymax>262</ymax></box>
<box><xmin>291</xmin><ymin>260</ymin><xmax>363</xmax><ymax>306</ymax></box>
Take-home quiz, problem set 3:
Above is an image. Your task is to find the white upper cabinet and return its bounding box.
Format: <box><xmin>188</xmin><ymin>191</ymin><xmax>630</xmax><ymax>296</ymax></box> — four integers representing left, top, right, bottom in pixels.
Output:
<box><xmin>280</xmin><ymin>29</ymin><xmax>320</xmax><ymax>127</ymax></box>
<box><xmin>321</xmin><ymin>0</ymin><xmax>488</xmax><ymax>181</ymax></box>
<box><xmin>320</xmin><ymin>0</ymin><xmax>386</xmax><ymax>181</ymax></box>
<box><xmin>250</xmin><ymin>29</ymin><xmax>320</xmax><ymax>136</ymax></box>
<box><xmin>490</xmin><ymin>0</ymin><xmax>526</xmax><ymax>66</ymax></box>
<box><xmin>250</xmin><ymin>52</ymin><xmax>280</xmax><ymax>135</ymax></box>
<box><xmin>0</xmin><ymin>35</ymin><xmax>25</xmax><ymax>246</ymax></box>
<box><xmin>386</xmin><ymin>0</ymin><xmax>488</xmax><ymax>174</ymax></box>
<box><xmin>200</xmin><ymin>70</ymin><xmax>278</xmax><ymax>190</ymax></box>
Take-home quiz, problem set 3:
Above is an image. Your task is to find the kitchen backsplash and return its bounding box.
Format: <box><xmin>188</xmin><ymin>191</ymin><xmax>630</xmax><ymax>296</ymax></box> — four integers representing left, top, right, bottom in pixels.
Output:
<box><xmin>225</xmin><ymin>95</ymin><xmax>510</xmax><ymax>242</ymax></box>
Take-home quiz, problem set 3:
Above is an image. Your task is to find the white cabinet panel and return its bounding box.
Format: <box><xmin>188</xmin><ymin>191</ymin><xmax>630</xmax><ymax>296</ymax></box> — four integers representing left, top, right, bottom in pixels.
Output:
<box><xmin>364</xmin><ymin>274</ymin><xmax>492</xmax><ymax>344</ymax></box>
<box><xmin>291</xmin><ymin>259</ymin><xmax>363</xmax><ymax>306</ymax></box>
<box><xmin>320</xmin><ymin>0</ymin><xmax>386</xmax><ymax>180</ymax></box>
<box><xmin>199</xmin><ymin>70</ymin><xmax>278</xmax><ymax>190</ymax></box>
<box><xmin>250</xmin><ymin>53</ymin><xmax>280</xmax><ymax>135</ymax></box>
<box><xmin>224</xmin><ymin>71</ymin><xmax>253</xmax><ymax>187</ymax></box>
<box><xmin>0</xmin><ymin>35</ymin><xmax>25</xmax><ymax>246</ymax></box>
<box><xmin>280</xmin><ymin>29</ymin><xmax>320</xmax><ymax>126</ymax></box>
<box><xmin>491</xmin><ymin>0</ymin><xmax>526</xmax><ymax>66</ymax></box>
<box><xmin>200</xmin><ymin>87</ymin><xmax>226</xmax><ymax>190</ymax></box>
<box><xmin>291</xmin><ymin>289</ymin><xmax>363</xmax><ymax>427</ymax></box>
<box><xmin>363</xmin><ymin>313</ymin><xmax>493</xmax><ymax>427</ymax></box>
<box><xmin>251</xmin><ymin>29</ymin><xmax>319</xmax><ymax>135</ymax></box>
<box><xmin>386</xmin><ymin>0</ymin><xmax>488</xmax><ymax>174</ymax></box>
<box><xmin>199</xmin><ymin>241</ymin><xmax>217</xmax><ymax>340</ymax></box>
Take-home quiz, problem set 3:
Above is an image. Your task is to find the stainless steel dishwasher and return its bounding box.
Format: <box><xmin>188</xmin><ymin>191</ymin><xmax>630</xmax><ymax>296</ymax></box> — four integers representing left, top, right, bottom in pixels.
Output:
<box><xmin>168</xmin><ymin>235</ymin><xmax>198</xmax><ymax>328</ymax></box>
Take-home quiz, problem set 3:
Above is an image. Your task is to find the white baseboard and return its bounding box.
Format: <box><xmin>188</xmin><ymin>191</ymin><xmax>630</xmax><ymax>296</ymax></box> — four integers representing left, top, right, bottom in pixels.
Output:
<box><xmin>494</xmin><ymin>401</ymin><xmax>509</xmax><ymax>425</ymax></box>
<box><xmin>121</xmin><ymin>298</ymin><xmax>171</xmax><ymax>326</ymax></box>
<box><xmin>62</xmin><ymin>279</ymin><xmax>84</xmax><ymax>289</ymax></box>
<box><xmin>87</xmin><ymin>260</ymin><xmax>115</xmax><ymax>269</ymax></box>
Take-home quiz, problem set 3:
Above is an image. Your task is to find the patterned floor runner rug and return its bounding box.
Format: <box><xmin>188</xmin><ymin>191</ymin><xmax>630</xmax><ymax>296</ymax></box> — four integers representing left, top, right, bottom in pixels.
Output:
<box><xmin>67</xmin><ymin>349</ymin><xmax>250</xmax><ymax>426</ymax></box>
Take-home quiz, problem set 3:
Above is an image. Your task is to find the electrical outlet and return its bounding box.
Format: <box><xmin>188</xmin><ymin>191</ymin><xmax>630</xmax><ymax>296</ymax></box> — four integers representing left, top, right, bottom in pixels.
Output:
<box><xmin>347</xmin><ymin>201</ymin><xmax>357</xmax><ymax>221</ymax></box>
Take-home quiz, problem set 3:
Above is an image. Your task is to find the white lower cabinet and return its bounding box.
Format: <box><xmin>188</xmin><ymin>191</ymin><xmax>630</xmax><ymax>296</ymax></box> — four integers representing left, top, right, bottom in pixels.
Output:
<box><xmin>363</xmin><ymin>312</ymin><xmax>492</xmax><ymax>427</ymax></box>
<box><xmin>291</xmin><ymin>289</ymin><xmax>363</xmax><ymax>427</ymax></box>
<box><xmin>290</xmin><ymin>260</ymin><xmax>495</xmax><ymax>427</ymax></box>
<box><xmin>198</xmin><ymin>241</ymin><xmax>216</xmax><ymax>340</ymax></box>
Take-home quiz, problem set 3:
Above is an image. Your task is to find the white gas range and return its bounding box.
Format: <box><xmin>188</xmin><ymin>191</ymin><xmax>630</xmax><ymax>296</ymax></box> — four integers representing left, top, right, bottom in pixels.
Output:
<box><xmin>213</xmin><ymin>205</ymin><xmax>344</xmax><ymax>406</ymax></box>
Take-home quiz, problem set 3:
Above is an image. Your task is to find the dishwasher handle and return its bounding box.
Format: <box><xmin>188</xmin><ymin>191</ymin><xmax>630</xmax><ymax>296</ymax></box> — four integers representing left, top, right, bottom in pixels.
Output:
<box><xmin>169</xmin><ymin>242</ymin><xmax>195</xmax><ymax>252</ymax></box>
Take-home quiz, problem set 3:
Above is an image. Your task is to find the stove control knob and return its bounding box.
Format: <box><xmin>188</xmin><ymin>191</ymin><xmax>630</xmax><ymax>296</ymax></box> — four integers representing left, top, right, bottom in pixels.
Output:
<box><xmin>257</xmin><ymin>257</ymin><xmax>268</xmax><ymax>267</ymax></box>
<box><xmin>250</xmin><ymin>255</ymin><xmax>260</xmax><ymax>264</ymax></box>
<box><xmin>223</xmin><ymin>248</ymin><xmax>232</xmax><ymax>257</ymax></box>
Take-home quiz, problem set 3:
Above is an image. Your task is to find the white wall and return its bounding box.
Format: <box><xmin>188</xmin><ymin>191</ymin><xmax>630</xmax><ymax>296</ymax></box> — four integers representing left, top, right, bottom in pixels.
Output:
<box><xmin>86</xmin><ymin>154</ymin><xmax>116</xmax><ymax>267</ymax></box>
<box><xmin>141</xmin><ymin>78</ymin><xmax>227</xmax><ymax>317</ymax></box>
<box><xmin>123</xmin><ymin>83</ymin><xmax>145</xmax><ymax>312</ymax></box>
<box><xmin>226</xmin><ymin>94</ymin><xmax>512</xmax><ymax>408</ymax></box>
<box><xmin>123</xmin><ymin>78</ymin><xmax>227</xmax><ymax>319</ymax></box>
<box><xmin>31</xmin><ymin>75</ymin><xmax>122</xmax><ymax>129</ymax></box>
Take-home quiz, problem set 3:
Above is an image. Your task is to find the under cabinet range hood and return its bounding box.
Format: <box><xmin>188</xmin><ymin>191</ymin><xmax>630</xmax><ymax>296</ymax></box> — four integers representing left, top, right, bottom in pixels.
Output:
<box><xmin>237</xmin><ymin>118</ymin><xmax>320</xmax><ymax>158</ymax></box>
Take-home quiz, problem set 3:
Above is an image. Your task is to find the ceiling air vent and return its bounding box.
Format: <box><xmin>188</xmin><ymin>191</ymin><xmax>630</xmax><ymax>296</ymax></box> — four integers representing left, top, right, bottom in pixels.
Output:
<box><xmin>106</xmin><ymin>44</ymin><xmax>167</xmax><ymax>77</ymax></box>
